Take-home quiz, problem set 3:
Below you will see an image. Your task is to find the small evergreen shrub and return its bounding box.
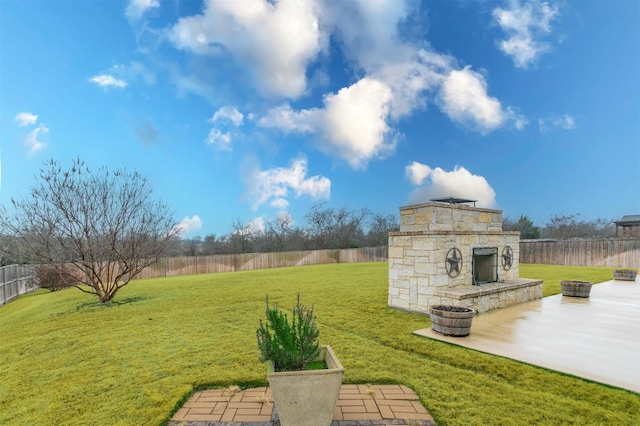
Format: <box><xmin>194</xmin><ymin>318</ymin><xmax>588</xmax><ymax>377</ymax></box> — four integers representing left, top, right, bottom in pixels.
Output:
<box><xmin>256</xmin><ymin>293</ymin><xmax>320</xmax><ymax>372</ymax></box>
<box><xmin>35</xmin><ymin>264</ymin><xmax>76</xmax><ymax>292</ymax></box>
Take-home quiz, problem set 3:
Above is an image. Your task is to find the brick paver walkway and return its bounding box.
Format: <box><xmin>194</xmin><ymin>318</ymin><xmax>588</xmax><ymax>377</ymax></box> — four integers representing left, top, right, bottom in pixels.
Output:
<box><xmin>169</xmin><ymin>384</ymin><xmax>435</xmax><ymax>425</ymax></box>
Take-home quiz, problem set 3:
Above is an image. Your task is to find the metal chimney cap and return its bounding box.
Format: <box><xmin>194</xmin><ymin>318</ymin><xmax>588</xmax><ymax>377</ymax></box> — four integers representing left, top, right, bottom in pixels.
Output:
<box><xmin>430</xmin><ymin>197</ymin><xmax>477</xmax><ymax>207</ymax></box>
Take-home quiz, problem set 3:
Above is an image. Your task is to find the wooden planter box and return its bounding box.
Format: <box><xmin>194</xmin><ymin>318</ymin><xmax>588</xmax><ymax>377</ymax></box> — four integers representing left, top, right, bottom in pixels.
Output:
<box><xmin>429</xmin><ymin>305</ymin><xmax>475</xmax><ymax>337</ymax></box>
<box><xmin>613</xmin><ymin>269</ymin><xmax>638</xmax><ymax>281</ymax></box>
<box><xmin>561</xmin><ymin>280</ymin><xmax>592</xmax><ymax>298</ymax></box>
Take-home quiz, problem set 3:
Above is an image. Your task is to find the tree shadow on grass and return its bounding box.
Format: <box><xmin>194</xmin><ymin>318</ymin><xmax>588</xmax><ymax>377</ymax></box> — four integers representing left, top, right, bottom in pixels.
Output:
<box><xmin>75</xmin><ymin>296</ymin><xmax>147</xmax><ymax>311</ymax></box>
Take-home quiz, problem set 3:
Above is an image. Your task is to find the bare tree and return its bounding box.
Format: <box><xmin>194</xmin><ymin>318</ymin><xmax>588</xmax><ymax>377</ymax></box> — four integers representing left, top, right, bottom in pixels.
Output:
<box><xmin>540</xmin><ymin>213</ymin><xmax>615</xmax><ymax>239</ymax></box>
<box><xmin>1</xmin><ymin>158</ymin><xmax>179</xmax><ymax>302</ymax></box>
<box><xmin>304</xmin><ymin>204</ymin><xmax>333</xmax><ymax>249</ymax></box>
<box><xmin>541</xmin><ymin>214</ymin><xmax>579</xmax><ymax>239</ymax></box>
<box><xmin>0</xmin><ymin>235</ymin><xmax>28</xmax><ymax>266</ymax></box>
<box><xmin>227</xmin><ymin>218</ymin><xmax>255</xmax><ymax>253</ymax></box>
<box><xmin>365</xmin><ymin>213</ymin><xmax>399</xmax><ymax>246</ymax></box>
<box><xmin>587</xmin><ymin>218</ymin><xmax>616</xmax><ymax>238</ymax></box>
<box><xmin>183</xmin><ymin>236</ymin><xmax>202</xmax><ymax>256</ymax></box>
<box><xmin>260</xmin><ymin>213</ymin><xmax>295</xmax><ymax>252</ymax></box>
<box><xmin>305</xmin><ymin>204</ymin><xmax>370</xmax><ymax>249</ymax></box>
<box><xmin>201</xmin><ymin>234</ymin><xmax>224</xmax><ymax>255</ymax></box>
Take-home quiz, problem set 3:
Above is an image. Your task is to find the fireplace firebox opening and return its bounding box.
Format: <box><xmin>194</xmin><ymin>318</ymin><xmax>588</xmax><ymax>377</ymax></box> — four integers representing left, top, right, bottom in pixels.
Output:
<box><xmin>473</xmin><ymin>247</ymin><xmax>499</xmax><ymax>285</ymax></box>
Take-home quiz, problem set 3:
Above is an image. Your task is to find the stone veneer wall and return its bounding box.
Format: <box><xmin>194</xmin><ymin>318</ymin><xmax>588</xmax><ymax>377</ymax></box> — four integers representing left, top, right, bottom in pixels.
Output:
<box><xmin>388</xmin><ymin>203</ymin><xmax>523</xmax><ymax>314</ymax></box>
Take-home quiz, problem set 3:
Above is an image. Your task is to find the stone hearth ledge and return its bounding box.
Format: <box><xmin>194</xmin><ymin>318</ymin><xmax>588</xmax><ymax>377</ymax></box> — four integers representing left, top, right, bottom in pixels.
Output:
<box><xmin>433</xmin><ymin>279</ymin><xmax>543</xmax><ymax>313</ymax></box>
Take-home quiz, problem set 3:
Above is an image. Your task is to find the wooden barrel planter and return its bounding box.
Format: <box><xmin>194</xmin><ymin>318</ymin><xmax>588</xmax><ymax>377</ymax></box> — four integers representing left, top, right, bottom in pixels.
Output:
<box><xmin>560</xmin><ymin>280</ymin><xmax>593</xmax><ymax>298</ymax></box>
<box><xmin>429</xmin><ymin>305</ymin><xmax>475</xmax><ymax>337</ymax></box>
<box><xmin>613</xmin><ymin>269</ymin><xmax>638</xmax><ymax>281</ymax></box>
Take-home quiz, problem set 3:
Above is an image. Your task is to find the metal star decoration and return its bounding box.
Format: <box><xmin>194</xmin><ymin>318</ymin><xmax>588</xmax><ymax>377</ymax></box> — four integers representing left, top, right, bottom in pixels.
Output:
<box><xmin>502</xmin><ymin>246</ymin><xmax>513</xmax><ymax>270</ymax></box>
<box><xmin>445</xmin><ymin>247</ymin><xmax>462</xmax><ymax>277</ymax></box>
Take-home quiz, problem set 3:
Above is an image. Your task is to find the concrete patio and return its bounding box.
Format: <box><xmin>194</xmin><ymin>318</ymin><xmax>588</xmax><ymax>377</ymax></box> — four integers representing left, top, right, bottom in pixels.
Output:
<box><xmin>414</xmin><ymin>278</ymin><xmax>640</xmax><ymax>393</ymax></box>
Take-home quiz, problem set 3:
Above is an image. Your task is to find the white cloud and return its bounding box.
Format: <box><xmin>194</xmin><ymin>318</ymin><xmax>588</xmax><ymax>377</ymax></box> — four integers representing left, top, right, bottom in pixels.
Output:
<box><xmin>125</xmin><ymin>0</ymin><xmax>159</xmax><ymax>21</ymax></box>
<box><xmin>171</xmin><ymin>70</ymin><xmax>218</xmax><ymax>103</ymax></box>
<box><xmin>246</xmin><ymin>156</ymin><xmax>330</xmax><ymax>210</ymax></box>
<box><xmin>539</xmin><ymin>114</ymin><xmax>576</xmax><ymax>133</ymax></box>
<box><xmin>169</xmin><ymin>0</ymin><xmax>523</xmax><ymax>162</ymax></box>
<box><xmin>438</xmin><ymin>66</ymin><xmax>524</xmax><ymax>134</ymax></box>
<box><xmin>248</xmin><ymin>217</ymin><xmax>266</xmax><ymax>234</ymax></box>
<box><xmin>206</xmin><ymin>129</ymin><xmax>233</xmax><ymax>152</ymax></box>
<box><xmin>270</xmin><ymin>198</ymin><xmax>290</xmax><ymax>211</ymax></box>
<box><xmin>557</xmin><ymin>114</ymin><xmax>575</xmax><ymax>129</ymax></box>
<box><xmin>90</xmin><ymin>74</ymin><xmax>128</xmax><ymax>89</ymax></box>
<box><xmin>327</xmin><ymin>6</ymin><xmax>518</xmax><ymax>138</ymax></box>
<box><xmin>513</xmin><ymin>113</ymin><xmax>529</xmax><ymax>130</ymax></box>
<box><xmin>258</xmin><ymin>103</ymin><xmax>317</xmax><ymax>133</ymax></box>
<box><xmin>25</xmin><ymin>124</ymin><xmax>48</xmax><ymax>157</ymax></box>
<box><xmin>206</xmin><ymin>106</ymin><xmax>244</xmax><ymax>151</ymax></box>
<box><xmin>259</xmin><ymin>77</ymin><xmax>396</xmax><ymax>169</ymax></box>
<box><xmin>14</xmin><ymin>112</ymin><xmax>38</xmax><ymax>126</ymax></box>
<box><xmin>319</xmin><ymin>2</ymin><xmax>466</xmax><ymax>141</ymax></box>
<box><xmin>320</xmin><ymin>0</ymin><xmax>414</xmax><ymax>71</ymax></box>
<box><xmin>112</xmin><ymin>61</ymin><xmax>156</xmax><ymax>85</ymax></box>
<box><xmin>493</xmin><ymin>0</ymin><xmax>560</xmax><ymax>69</ymax></box>
<box><xmin>405</xmin><ymin>161</ymin><xmax>432</xmax><ymax>186</ymax></box>
<box><xmin>175</xmin><ymin>215</ymin><xmax>203</xmax><ymax>236</ymax></box>
<box><xmin>209</xmin><ymin>106</ymin><xmax>244</xmax><ymax>126</ymax></box>
<box><xmin>319</xmin><ymin>2</ymin><xmax>473</xmax><ymax>130</ymax></box>
<box><xmin>169</xmin><ymin>0</ymin><xmax>324</xmax><ymax>99</ymax></box>
<box><xmin>373</xmin><ymin>50</ymin><xmax>451</xmax><ymax>120</ymax></box>
<box><xmin>90</xmin><ymin>62</ymin><xmax>155</xmax><ymax>92</ymax></box>
<box><xmin>14</xmin><ymin>112</ymin><xmax>48</xmax><ymax>156</ymax></box>
<box><xmin>259</xmin><ymin>54</ymin><xmax>517</xmax><ymax>166</ymax></box>
<box><xmin>232</xmin><ymin>216</ymin><xmax>266</xmax><ymax>236</ymax></box>
<box><xmin>318</xmin><ymin>78</ymin><xmax>395</xmax><ymax>169</ymax></box>
<box><xmin>408</xmin><ymin>165</ymin><xmax>497</xmax><ymax>208</ymax></box>
<box><xmin>257</xmin><ymin>36</ymin><xmax>519</xmax><ymax>161</ymax></box>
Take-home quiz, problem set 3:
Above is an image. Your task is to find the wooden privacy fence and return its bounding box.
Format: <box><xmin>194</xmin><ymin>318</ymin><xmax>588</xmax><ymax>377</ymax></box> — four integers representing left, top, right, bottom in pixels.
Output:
<box><xmin>520</xmin><ymin>239</ymin><xmax>639</xmax><ymax>268</ymax></box>
<box><xmin>127</xmin><ymin>240</ymin><xmax>640</xmax><ymax>280</ymax></box>
<box><xmin>135</xmin><ymin>246</ymin><xmax>389</xmax><ymax>280</ymax></box>
<box><xmin>0</xmin><ymin>264</ymin><xmax>37</xmax><ymax>306</ymax></box>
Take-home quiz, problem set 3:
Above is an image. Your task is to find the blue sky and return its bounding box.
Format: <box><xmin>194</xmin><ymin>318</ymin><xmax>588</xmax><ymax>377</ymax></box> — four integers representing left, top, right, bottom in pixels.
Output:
<box><xmin>1</xmin><ymin>0</ymin><xmax>638</xmax><ymax>238</ymax></box>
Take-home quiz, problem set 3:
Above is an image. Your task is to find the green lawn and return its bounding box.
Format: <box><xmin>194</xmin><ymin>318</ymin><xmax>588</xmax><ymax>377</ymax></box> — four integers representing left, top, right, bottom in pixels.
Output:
<box><xmin>0</xmin><ymin>263</ymin><xmax>637</xmax><ymax>425</ymax></box>
<box><xmin>520</xmin><ymin>264</ymin><xmax>615</xmax><ymax>297</ymax></box>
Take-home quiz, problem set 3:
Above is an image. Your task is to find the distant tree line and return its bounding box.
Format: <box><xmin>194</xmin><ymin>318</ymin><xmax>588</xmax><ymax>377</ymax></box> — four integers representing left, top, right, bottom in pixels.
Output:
<box><xmin>174</xmin><ymin>211</ymin><xmax>619</xmax><ymax>258</ymax></box>
<box><xmin>2</xmin><ymin>207</ymin><xmax>621</xmax><ymax>266</ymax></box>
<box><xmin>171</xmin><ymin>204</ymin><xmax>400</xmax><ymax>257</ymax></box>
<box><xmin>503</xmin><ymin>213</ymin><xmax>616</xmax><ymax>240</ymax></box>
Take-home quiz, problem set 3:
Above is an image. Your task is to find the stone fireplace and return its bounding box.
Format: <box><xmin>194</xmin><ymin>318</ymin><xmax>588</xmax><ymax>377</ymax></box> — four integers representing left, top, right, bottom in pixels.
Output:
<box><xmin>388</xmin><ymin>200</ymin><xmax>542</xmax><ymax>314</ymax></box>
<box><xmin>472</xmin><ymin>247</ymin><xmax>499</xmax><ymax>285</ymax></box>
